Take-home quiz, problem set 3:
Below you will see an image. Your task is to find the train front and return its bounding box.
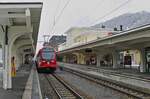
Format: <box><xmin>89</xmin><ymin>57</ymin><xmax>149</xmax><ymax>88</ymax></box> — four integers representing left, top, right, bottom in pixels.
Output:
<box><xmin>37</xmin><ymin>47</ymin><xmax>57</xmax><ymax>73</ymax></box>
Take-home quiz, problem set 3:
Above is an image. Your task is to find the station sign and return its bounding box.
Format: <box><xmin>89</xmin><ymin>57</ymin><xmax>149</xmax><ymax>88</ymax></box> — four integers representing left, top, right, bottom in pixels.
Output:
<box><xmin>85</xmin><ymin>48</ymin><xmax>92</xmax><ymax>53</ymax></box>
<box><xmin>24</xmin><ymin>48</ymin><xmax>31</xmax><ymax>52</ymax></box>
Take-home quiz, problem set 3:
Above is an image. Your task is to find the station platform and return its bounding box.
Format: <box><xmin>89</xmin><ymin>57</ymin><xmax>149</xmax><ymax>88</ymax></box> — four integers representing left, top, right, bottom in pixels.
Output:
<box><xmin>0</xmin><ymin>63</ymin><xmax>42</xmax><ymax>99</ymax></box>
<box><xmin>59</xmin><ymin>62</ymin><xmax>150</xmax><ymax>80</ymax></box>
<box><xmin>58</xmin><ymin>62</ymin><xmax>150</xmax><ymax>94</ymax></box>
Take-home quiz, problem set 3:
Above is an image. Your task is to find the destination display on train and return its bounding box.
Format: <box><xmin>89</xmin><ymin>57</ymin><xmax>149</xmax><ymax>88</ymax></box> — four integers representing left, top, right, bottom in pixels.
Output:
<box><xmin>43</xmin><ymin>48</ymin><xmax>54</xmax><ymax>52</ymax></box>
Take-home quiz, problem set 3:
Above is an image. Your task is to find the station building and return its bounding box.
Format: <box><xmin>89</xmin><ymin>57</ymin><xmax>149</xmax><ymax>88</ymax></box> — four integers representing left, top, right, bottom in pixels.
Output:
<box><xmin>59</xmin><ymin>27</ymin><xmax>120</xmax><ymax>65</ymax></box>
<box><xmin>59</xmin><ymin>27</ymin><xmax>119</xmax><ymax>50</ymax></box>
<box><xmin>58</xmin><ymin>25</ymin><xmax>150</xmax><ymax>73</ymax></box>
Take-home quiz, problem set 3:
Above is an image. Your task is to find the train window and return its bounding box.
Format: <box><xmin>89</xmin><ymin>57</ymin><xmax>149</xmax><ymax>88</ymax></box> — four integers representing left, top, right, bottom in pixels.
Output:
<box><xmin>42</xmin><ymin>52</ymin><xmax>54</xmax><ymax>60</ymax></box>
<box><xmin>43</xmin><ymin>48</ymin><xmax>54</xmax><ymax>52</ymax></box>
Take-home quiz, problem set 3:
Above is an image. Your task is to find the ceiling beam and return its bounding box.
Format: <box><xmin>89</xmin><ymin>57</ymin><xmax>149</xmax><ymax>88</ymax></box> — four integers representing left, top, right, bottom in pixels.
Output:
<box><xmin>0</xmin><ymin>13</ymin><xmax>26</xmax><ymax>18</ymax></box>
<box><xmin>0</xmin><ymin>3</ymin><xmax>42</xmax><ymax>9</ymax></box>
<box><xmin>25</xmin><ymin>8</ymin><xmax>32</xmax><ymax>32</ymax></box>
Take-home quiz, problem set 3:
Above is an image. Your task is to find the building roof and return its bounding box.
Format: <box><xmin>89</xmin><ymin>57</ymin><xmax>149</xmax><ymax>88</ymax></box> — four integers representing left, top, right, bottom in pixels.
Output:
<box><xmin>59</xmin><ymin>24</ymin><xmax>150</xmax><ymax>53</ymax></box>
<box><xmin>49</xmin><ymin>35</ymin><xmax>66</xmax><ymax>45</ymax></box>
<box><xmin>64</xmin><ymin>27</ymin><xmax>118</xmax><ymax>34</ymax></box>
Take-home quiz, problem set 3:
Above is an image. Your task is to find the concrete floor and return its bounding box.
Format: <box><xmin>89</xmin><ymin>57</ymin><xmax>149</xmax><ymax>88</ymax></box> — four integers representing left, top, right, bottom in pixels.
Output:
<box><xmin>0</xmin><ymin>64</ymin><xmax>31</xmax><ymax>99</ymax></box>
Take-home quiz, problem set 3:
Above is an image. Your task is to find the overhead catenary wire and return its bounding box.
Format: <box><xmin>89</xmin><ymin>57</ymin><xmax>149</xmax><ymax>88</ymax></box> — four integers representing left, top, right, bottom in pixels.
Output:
<box><xmin>48</xmin><ymin>0</ymin><xmax>131</xmax><ymax>43</ymax></box>
<box><xmin>54</xmin><ymin>0</ymin><xmax>62</xmax><ymax>21</ymax></box>
<box><xmin>46</xmin><ymin>0</ymin><xmax>61</xmax><ymax>42</ymax></box>
<box><xmin>54</xmin><ymin>0</ymin><xmax>71</xmax><ymax>28</ymax></box>
<box><xmin>49</xmin><ymin>0</ymin><xmax>110</xmax><ymax>36</ymax></box>
<box><xmin>50</xmin><ymin>0</ymin><xmax>61</xmax><ymax>35</ymax></box>
<box><xmin>50</xmin><ymin>0</ymin><xmax>103</xmax><ymax>39</ymax></box>
<box><xmin>48</xmin><ymin>0</ymin><xmax>72</xmax><ymax>41</ymax></box>
<box><xmin>90</xmin><ymin>0</ymin><xmax>131</xmax><ymax>26</ymax></box>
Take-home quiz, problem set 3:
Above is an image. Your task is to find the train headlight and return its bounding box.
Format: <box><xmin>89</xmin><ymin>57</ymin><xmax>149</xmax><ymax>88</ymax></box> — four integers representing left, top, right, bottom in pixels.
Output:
<box><xmin>50</xmin><ymin>59</ymin><xmax>55</xmax><ymax>63</ymax></box>
<box><xmin>42</xmin><ymin>60</ymin><xmax>46</xmax><ymax>62</ymax></box>
<box><xmin>39</xmin><ymin>62</ymin><xmax>41</xmax><ymax>65</ymax></box>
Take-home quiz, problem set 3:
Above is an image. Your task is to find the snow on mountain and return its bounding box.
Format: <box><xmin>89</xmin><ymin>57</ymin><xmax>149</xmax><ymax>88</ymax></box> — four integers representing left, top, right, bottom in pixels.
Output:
<box><xmin>93</xmin><ymin>11</ymin><xmax>150</xmax><ymax>30</ymax></box>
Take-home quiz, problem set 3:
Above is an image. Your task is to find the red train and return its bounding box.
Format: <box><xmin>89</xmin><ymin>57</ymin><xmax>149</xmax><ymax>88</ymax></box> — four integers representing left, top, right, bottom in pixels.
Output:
<box><xmin>36</xmin><ymin>47</ymin><xmax>57</xmax><ymax>73</ymax></box>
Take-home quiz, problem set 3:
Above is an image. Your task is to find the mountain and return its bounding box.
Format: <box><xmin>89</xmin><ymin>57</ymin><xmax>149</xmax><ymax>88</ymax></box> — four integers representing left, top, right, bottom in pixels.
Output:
<box><xmin>93</xmin><ymin>11</ymin><xmax>150</xmax><ymax>30</ymax></box>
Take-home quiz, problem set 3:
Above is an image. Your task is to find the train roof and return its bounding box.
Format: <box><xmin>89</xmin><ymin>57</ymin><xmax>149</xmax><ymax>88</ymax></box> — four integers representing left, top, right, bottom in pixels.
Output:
<box><xmin>39</xmin><ymin>47</ymin><xmax>56</xmax><ymax>52</ymax></box>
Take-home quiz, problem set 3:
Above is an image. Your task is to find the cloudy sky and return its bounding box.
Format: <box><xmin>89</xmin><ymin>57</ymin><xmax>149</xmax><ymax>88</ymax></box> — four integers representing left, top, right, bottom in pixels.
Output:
<box><xmin>36</xmin><ymin>0</ymin><xmax>150</xmax><ymax>50</ymax></box>
<box><xmin>1</xmin><ymin>0</ymin><xmax>150</xmax><ymax>51</ymax></box>
<box><xmin>38</xmin><ymin>0</ymin><xmax>150</xmax><ymax>40</ymax></box>
<box><xmin>39</xmin><ymin>0</ymin><xmax>150</xmax><ymax>34</ymax></box>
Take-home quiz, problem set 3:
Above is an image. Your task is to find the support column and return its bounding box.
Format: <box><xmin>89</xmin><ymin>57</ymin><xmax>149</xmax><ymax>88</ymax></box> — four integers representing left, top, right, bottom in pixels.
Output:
<box><xmin>7</xmin><ymin>28</ymin><xmax>12</xmax><ymax>89</ymax></box>
<box><xmin>3</xmin><ymin>25</ymin><xmax>11</xmax><ymax>89</ymax></box>
<box><xmin>3</xmin><ymin>45</ymin><xmax>8</xmax><ymax>89</ymax></box>
<box><xmin>112</xmin><ymin>50</ymin><xmax>120</xmax><ymax>68</ymax></box>
<box><xmin>21</xmin><ymin>53</ymin><xmax>23</xmax><ymax>65</ymax></box>
<box><xmin>63</xmin><ymin>55</ymin><xmax>67</xmax><ymax>63</ymax></box>
<box><xmin>16</xmin><ymin>54</ymin><xmax>20</xmax><ymax>70</ymax></box>
<box><xmin>2</xmin><ymin>39</ymin><xmax>5</xmax><ymax>89</ymax></box>
<box><xmin>80</xmin><ymin>53</ymin><xmax>85</xmax><ymax>65</ymax></box>
<box><xmin>19</xmin><ymin>53</ymin><xmax>23</xmax><ymax>67</ymax></box>
<box><xmin>76</xmin><ymin>53</ymin><xmax>80</xmax><ymax>64</ymax></box>
<box><xmin>96</xmin><ymin>54</ymin><xmax>103</xmax><ymax>67</ymax></box>
<box><xmin>139</xmin><ymin>48</ymin><xmax>146</xmax><ymax>72</ymax></box>
<box><xmin>16</xmin><ymin>49</ymin><xmax>21</xmax><ymax>70</ymax></box>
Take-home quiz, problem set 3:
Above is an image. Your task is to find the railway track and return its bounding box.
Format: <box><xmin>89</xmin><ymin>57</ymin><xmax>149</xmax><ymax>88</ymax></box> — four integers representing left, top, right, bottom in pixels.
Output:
<box><xmin>67</xmin><ymin>64</ymin><xmax>150</xmax><ymax>82</ymax></box>
<box><xmin>45</xmin><ymin>74</ymin><xmax>84</xmax><ymax>99</ymax></box>
<box><xmin>63</xmin><ymin>68</ymin><xmax>150</xmax><ymax>99</ymax></box>
<box><xmin>59</xmin><ymin>63</ymin><xmax>150</xmax><ymax>81</ymax></box>
<box><xmin>87</xmin><ymin>67</ymin><xmax>150</xmax><ymax>81</ymax></box>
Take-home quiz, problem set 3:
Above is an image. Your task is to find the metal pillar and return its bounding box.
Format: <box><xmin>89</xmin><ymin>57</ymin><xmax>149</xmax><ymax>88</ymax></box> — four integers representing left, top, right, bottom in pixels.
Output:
<box><xmin>139</xmin><ymin>48</ymin><xmax>146</xmax><ymax>72</ymax></box>
<box><xmin>96</xmin><ymin>54</ymin><xmax>103</xmax><ymax>67</ymax></box>
<box><xmin>112</xmin><ymin>50</ymin><xmax>120</xmax><ymax>68</ymax></box>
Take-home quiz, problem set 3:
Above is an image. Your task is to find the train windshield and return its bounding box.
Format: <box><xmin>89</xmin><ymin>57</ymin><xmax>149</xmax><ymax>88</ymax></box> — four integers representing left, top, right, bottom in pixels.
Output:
<box><xmin>42</xmin><ymin>51</ymin><xmax>55</xmax><ymax>60</ymax></box>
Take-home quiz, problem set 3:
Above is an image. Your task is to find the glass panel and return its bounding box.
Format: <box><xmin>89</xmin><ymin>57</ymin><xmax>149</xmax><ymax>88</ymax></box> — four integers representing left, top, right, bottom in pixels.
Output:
<box><xmin>43</xmin><ymin>48</ymin><xmax>54</xmax><ymax>52</ymax></box>
<box><xmin>42</xmin><ymin>52</ymin><xmax>55</xmax><ymax>60</ymax></box>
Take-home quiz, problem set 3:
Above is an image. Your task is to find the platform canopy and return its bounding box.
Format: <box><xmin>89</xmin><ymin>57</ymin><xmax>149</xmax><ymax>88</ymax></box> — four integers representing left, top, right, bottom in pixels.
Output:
<box><xmin>0</xmin><ymin>2</ymin><xmax>43</xmax><ymax>89</ymax></box>
<box><xmin>0</xmin><ymin>2</ymin><xmax>42</xmax><ymax>48</ymax></box>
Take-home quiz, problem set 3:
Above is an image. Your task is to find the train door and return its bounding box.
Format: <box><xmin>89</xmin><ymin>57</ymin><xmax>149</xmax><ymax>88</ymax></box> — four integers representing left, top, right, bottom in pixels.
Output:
<box><xmin>146</xmin><ymin>51</ymin><xmax>150</xmax><ymax>72</ymax></box>
<box><xmin>124</xmin><ymin>55</ymin><xmax>132</xmax><ymax>68</ymax></box>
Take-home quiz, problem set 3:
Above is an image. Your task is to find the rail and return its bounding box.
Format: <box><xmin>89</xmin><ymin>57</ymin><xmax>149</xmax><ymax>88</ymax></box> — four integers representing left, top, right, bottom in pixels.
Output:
<box><xmin>63</xmin><ymin>67</ymin><xmax>150</xmax><ymax>99</ymax></box>
<box><xmin>45</xmin><ymin>74</ymin><xmax>83</xmax><ymax>99</ymax></box>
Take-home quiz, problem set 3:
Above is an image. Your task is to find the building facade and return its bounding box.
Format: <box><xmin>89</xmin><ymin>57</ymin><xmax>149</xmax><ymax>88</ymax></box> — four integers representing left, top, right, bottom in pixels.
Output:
<box><xmin>59</xmin><ymin>27</ymin><xmax>119</xmax><ymax>51</ymax></box>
